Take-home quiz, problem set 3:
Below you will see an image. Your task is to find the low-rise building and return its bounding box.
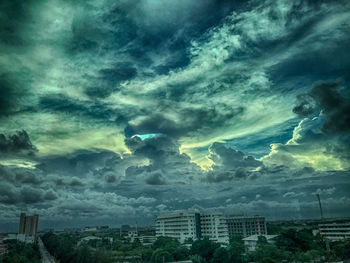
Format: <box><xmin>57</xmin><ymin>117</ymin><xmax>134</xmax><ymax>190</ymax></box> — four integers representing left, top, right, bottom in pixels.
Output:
<box><xmin>17</xmin><ymin>234</ymin><xmax>35</xmax><ymax>244</ymax></box>
<box><xmin>318</xmin><ymin>222</ymin><xmax>350</xmax><ymax>241</ymax></box>
<box><xmin>139</xmin><ymin>235</ymin><xmax>157</xmax><ymax>246</ymax></box>
<box><xmin>242</xmin><ymin>234</ymin><xmax>278</xmax><ymax>252</ymax></box>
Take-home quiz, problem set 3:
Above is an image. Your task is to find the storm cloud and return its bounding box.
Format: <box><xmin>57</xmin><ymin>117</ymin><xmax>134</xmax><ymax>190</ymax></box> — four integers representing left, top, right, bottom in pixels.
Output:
<box><xmin>1</xmin><ymin>0</ymin><xmax>350</xmax><ymax>230</ymax></box>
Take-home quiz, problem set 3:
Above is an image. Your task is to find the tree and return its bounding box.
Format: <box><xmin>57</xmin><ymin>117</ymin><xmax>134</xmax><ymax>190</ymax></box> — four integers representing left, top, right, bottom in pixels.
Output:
<box><xmin>141</xmin><ymin>247</ymin><xmax>154</xmax><ymax>261</ymax></box>
<box><xmin>275</xmin><ymin>229</ymin><xmax>315</xmax><ymax>254</ymax></box>
<box><xmin>173</xmin><ymin>246</ymin><xmax>190</xmax><ymax>261</ymax></box>
<box><xmin>228</xmin><ymin>236</ymin><xmax>246</xmax><ymax>263</ymax></box>
<box><xmin>76</xmin><ymin>245</ymin><xmax>92</xmax><ymax>263</ymax></box>
<box><xmin>191</xmin><ymin>238</ymin><xmax>220</xmax><ymax>262</ymax></box>
<box><xmin>333</xmin><ymin>239</ymin><xmax>350</xmax><ymax>260</ymax></box>
<box><xmin>151</xmin><ymin>248</ymin><xmax>174</xmax><ymax>263</ymax></box>
<box><xmin>212</xmin><ymin>247</ymin><xmax>230</xmax><ymax>263</ymax></box>
<box><xmin>253</xmin><ymin>243</ymin><xmax>287</xmax><ymax>263</ymax></box>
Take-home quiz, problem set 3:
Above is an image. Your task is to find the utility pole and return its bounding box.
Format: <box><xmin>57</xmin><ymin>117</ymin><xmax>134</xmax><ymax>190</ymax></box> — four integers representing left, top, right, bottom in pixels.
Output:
<box><xmin>316</xmin><ymin>194</ymin><xmax>324</xmax><ymax>219</ymax></box>
<box><xmin>317</xmin><ymin>194</ymin><xmax>330</xmax><ymax>252</ymax></box>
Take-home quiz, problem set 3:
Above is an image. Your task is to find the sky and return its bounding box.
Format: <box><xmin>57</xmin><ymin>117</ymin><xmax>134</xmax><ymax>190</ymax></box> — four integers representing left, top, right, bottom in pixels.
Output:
<box><xmin>0</xmin><ymin>0</ymin><xmax>350</xmax><ymax>232</ymax></box>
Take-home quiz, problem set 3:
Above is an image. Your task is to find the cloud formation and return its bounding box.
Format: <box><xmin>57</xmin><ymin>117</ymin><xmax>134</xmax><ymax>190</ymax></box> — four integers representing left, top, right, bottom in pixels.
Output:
<box><xmin>263</xmin><ymin>80</ymin><xmax>350</xmax><ymax>170</ymax></box>
<box><xmin>1</xmin><ymin>0</ymin><xmax>350</xmax><ymax>230</ymax></box>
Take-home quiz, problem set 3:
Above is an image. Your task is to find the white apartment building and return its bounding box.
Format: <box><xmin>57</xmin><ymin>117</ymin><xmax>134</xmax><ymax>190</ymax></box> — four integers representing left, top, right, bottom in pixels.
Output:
<box><xmin>318</xmin><ymin>222</ymin><xmax>350</xmax><ymax>241</ymax></box>
<box><xmin>200</xmin><ymin>212</ymin><xmax>229</xmax><ymax>244</ymax></box>
<box><xmin>156</xmin><ymin>209</ymin><xmax>200</xmax><ymax>243</ymax></box>
<box><xmin>156</xmin><ymin>209</ymin><xmax>229</xmax><ymax>244</ymax></box>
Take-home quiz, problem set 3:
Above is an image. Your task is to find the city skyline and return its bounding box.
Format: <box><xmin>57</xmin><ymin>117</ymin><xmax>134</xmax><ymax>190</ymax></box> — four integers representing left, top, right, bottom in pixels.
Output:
<box><xmin>1</xmin><ymin>0</ymin><xmax>350</xmax><ymax>232</ymax></box>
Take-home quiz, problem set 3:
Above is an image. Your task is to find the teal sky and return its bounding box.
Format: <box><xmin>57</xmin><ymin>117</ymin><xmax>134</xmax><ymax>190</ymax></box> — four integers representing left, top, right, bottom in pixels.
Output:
<box><xmin>1</xmin><ymin>0</ymin><xmax>350</xmax><ymax>231</ymax></box>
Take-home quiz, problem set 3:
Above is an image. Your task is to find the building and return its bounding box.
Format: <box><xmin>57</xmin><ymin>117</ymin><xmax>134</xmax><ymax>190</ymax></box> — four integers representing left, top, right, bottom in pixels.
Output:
<box><xmin>242</xmin><ymin>234</ymin><xmax>277</xmax><ymax>252</ymax></box>
<box><xmin>127</xmin><ymin>230</ymin><xmax>139</xmax><ymax>242</ymax></box>
<box><xmin>226</xmin><ymin>215</ymin><xmax>267</xmax><ymax>238</ymax></box>
<box><xmin>139</xmin><ymin>235</ymin><xmax>157</xmax><ymax>246</ymax></box>
<box><xmin>318</xmin><ymin>222</ymin><xmax>350</xmax><ymax>241</ymax></box>
<box><xmin>156</xmin><ymin>209</ymin><xmax>200</xmax><ymax>243</ymax></box>
<box><xmin>156</xmin><ymin>209</ymin><xmax>229</xmax><ymax>244</ymax></box>
<box><xmin>200</xmin><ymin>212</ymin><xmax>229</xmax><ymax>243</ymax></box>
<box><xmin>18</xmin><ymin>213</ymin><xmax>39</xmax><ymax>243</ymax></box>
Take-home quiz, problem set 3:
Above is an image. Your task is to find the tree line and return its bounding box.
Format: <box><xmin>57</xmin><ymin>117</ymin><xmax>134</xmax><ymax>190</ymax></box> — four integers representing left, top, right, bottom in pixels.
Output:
<box><xmin>40</xmin><ymin>228</ymin><xmax>350</xmax><ymax>263</ymax></box>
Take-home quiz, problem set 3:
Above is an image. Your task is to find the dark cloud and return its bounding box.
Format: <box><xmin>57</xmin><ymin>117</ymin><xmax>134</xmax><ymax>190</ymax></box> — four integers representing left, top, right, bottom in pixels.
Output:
<box><xmin>126</xmin><ymin>105</ymin><xmax>245</xmax><ymax>138</ymax></box>
<box><xmin>144</xmin><ymin>171</ymin><xmax>167</xmax><ymax>185</ymax></box>
<box><xmin>38</xmin><ymin>149</ymin><xmax>128</xmax><ymax>185</ymax></box>
<box><xmin>0</xmin><ymin>74</ymin><xmax>29</xmax><ymax>117</ymax></box>
<box><xmin>293</xmin><ymin>79</ymin><xmax>350</xmax><ymax>134</ymax></box>
<box><xmin>125</xmin><ymin>135</ymin><xmax>201</xmax><ymax>183</ymax></box>
<box><xmin>0</xmin><ymin>130</ymin><xmax>37</xmax><ymax>156</ymax></box>
<box><xmin>99</xmin><ymin>63</ymin><xmax>137</xmax><ymax>84</ymax></box>
<box><xmin>209</xmin><ymin>142</ymin><xmax>262</xmax><ymax>169</ymax></box>
<box><xmin>0</xmin><ymin>0</ymin><xmax>34</xmax><ymax>47</ymax></box>
<box><xmin>204</xmin><ymin>169</ymin><xmax>247</xmax><ymax>183</ymax></box>
<box><xmin>1</xmin><ymin>0</ymin><xmax>350</xmax><ymax>229</ymax></box>
<box><xmin>0</xmin><ymin>183</ymin><xmax>57</xmax><ymax>205</ymax></box>
<box><xmin>293</xmin><ymin>94</ymin><xmax>316</xmax><ymax>116</ymax></box>
<box><xmin>39</xmin><ymin>94</ymin><xmax>120</xmax><ymax>121</ymax></box>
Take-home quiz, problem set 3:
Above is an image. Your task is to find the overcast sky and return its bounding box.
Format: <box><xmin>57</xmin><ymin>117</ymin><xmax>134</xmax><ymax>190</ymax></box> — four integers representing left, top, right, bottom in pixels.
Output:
<box><xmin>1</xmin><ymin>0</ymin><xmax>350</xmax><ymax>232</ymax></box>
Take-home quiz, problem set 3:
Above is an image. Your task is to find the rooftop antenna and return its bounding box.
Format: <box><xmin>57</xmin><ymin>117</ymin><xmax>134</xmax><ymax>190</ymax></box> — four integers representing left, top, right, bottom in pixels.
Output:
<box><xmin>316</xmin><ymin>194</ymin><xmax>324</xmax><ymax>220</ymax></box>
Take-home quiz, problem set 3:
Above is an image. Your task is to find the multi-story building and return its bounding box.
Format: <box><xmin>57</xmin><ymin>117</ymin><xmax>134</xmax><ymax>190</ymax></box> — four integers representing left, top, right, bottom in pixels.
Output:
<box><xmin>156</xmin><ymin>209</ymin><xmax>200</xmax><ymax>243</ymax></box>
<box><xmin>156</xmin><ymin>209</ymin><xmax>229</xmax><ymax>244</ymax></box>
<box><xmin>226</xmin><ymin>215</ymin><xmax>267</xmax><ymax>238</ymax></box>
<box><xmin>318</xmin><ymin>222</ymin><xmax>350</xmax><ymax>241</ymax></box>
<box><xmin>18</xmin><ymin>213</ymin><xmax>39</xmax><ymax>243</ymax></box>
<box><xmin>18</xmin><ymin>213</ymin><xmax>39</xmax><ymax>237</ymax></box>
<box><xmin>200</xmin><ymin>212</ymin><xmax>229</xmax><ymax>243</ymax></box>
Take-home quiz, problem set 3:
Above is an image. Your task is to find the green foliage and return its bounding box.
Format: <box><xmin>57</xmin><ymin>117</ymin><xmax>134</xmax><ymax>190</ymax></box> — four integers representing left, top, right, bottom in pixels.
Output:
<box><xmin>173</xmin><ymin>246</ymin><xmax>190</xmax><ymax>261</ymax></box>
<box><xmin>41</xmin><ymin>232</ymin><xmax>113</xmax><ymax>263</ymax></box>
<box><xmin>332</xmin><ymin>239</ymin><xmax>350</xmax><ymax>260</ymax></box>
<box><xmin>253</xmin><ymin>243</ymin><xmax>288</xmax><ymax>263</ymax></box>
<box><xmin>141</xmin><ymin>247</ymin><xmax>154</xmax><ymax>261</ymax></box>
<box><xmin>276</xmin><ymin>229</ymin><xmax>318</xmax><ymax>253</ymax></box>
<box><xmin>191</xmin><ymin>238</ymin><xmax>220</xmax><ymax>262</ymax></box>
<box><xmin>212</xmin><ymin>247</ymin><xmax>230</xmax><ymax>263</ymax></box>
<box><xmin>228</xmin><ymin>236</ymin><xmax>246</xmax><ymax>263</ymax></box>
<box><xmin>151</xmin><ymin>236</ymin><xmax>189</xmax><ymax>262</ymax></box>
<box><xmin>151</xmin><ymin>248</ymin><xmax>173</xmax><ymax>263</ymax></box>
<box><xmin>1</xmin><ymin>241</ymin><xmax>41</xmax><ymax>263</ymax></box>
<box><xmin>38</xmin><ymin>228</ymin><xmax>350</xmax><ymax>263</ymax></box>
<box><xmin>190</xmin><ymin>254</ymin><xmax>207</xmax><ymax>263</ymax></box>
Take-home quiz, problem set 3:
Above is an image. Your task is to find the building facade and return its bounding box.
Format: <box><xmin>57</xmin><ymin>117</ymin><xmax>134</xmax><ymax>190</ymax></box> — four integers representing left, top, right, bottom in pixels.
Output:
<box><xmin>226</xmin><ymin>215</ymin><xmax>267</xmax><ymax>238</ymax></box>
<box><xmin>156</xmin><ymin>209</ymin><xmax>229</xmax><ymax>244</ymax></box>
<box><xmin>18</xmin><ymin>213</ymin><xmax>39</xmax><ymax>240</ymax></box>
<box><xmin>200</xmin><ymin>212</ymin><xmax>229</xmax><ymax>243</ymax></box>
<box><xmin>318</xmin><ymin>222</ymin><xmax>350</xmax><ymax>241</ymax></box>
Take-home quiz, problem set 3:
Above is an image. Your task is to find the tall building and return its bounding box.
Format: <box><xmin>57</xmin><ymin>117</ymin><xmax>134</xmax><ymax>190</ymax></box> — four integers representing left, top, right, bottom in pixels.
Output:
<box><xmin>318</xmin><ymin>222</ymin><xmax>350</xmax><ymax>241</ymax></box>
<box><xmin>18</xmin><ymin>213</ymin><xmax>39</xmax><ymax>239</ymax></box>
<box><xmin>18</xmin><ymin>213</ymin><xmax>26</xmax><ymax>234</ymax></box>
<box><xmin>156</xmin><ymin>209</ymin><xmax>229</xmax><ymax>244</ymax></box>
<box><xmin>226</xmin><ymin>215</ymin><xmax>267</xmax><ymax>238</ymax></box>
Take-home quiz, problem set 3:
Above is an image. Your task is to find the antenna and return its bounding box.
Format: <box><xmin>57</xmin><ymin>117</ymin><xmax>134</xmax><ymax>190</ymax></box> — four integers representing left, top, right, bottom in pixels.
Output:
<box><xmin>316</xmin><ymin>194</ymin><xmax>324</xmax><ymax>220</ymax></box>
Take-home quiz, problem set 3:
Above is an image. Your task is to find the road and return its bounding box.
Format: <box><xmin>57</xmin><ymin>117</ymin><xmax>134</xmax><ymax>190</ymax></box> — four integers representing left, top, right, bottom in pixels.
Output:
<box><xmin>38</xmin><ymin>237</ymin><xmax>56</xmax><ymax>263</ymax></box>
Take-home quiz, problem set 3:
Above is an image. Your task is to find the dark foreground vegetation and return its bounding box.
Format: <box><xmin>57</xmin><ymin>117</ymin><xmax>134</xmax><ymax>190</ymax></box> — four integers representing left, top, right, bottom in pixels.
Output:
<box><xmin>0</xmin><ymin>240</ymin><xmax>41</xmax><ymax>263</ymax></box>
<box><xmin>40</xmin><ymin>228</ymin><xmax>350</xmax><ymax>263</ymax></box>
